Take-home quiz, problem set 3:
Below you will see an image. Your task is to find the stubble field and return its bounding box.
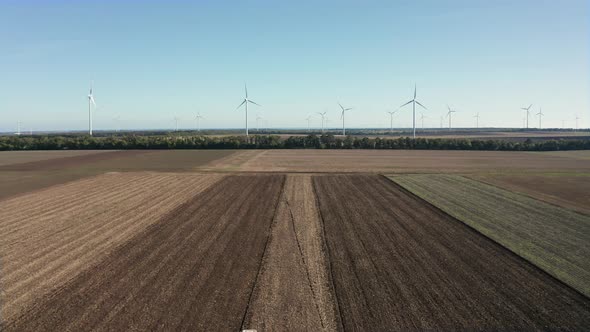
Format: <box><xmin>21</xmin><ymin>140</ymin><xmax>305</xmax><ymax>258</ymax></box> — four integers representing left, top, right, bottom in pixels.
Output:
<box><xmin>1</xmin><ymin>149</ymin><xmax>589</xmax><ymax>330</ymax></box>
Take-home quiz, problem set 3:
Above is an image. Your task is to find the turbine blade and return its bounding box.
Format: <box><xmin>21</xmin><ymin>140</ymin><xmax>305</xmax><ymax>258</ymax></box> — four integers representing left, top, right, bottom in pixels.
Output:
<box><xmin>400</xmin><ymin>100</ymin><xmax>413</xmax><ymax>108</ymax></box>
<box><xmin>236</xmin><ymin>99</ymin><xmax>246</xmax><ymax>110</ymax></box>
<box><xmin>248</xmin><ymin>100</ymin><xmax>261</xmax><ymax>106</ymax></box>
<box><xmin>345</xmin><ymin>107</ymin><xmax>353</xmax><ymax>111</ymax></box>
<box><xmin>414</xmin><ymin>84</ymin><xmax>417</xmax><ymax>99</ymax></box>
<box><xmin>415</xmin><ymin>100</ymin><xmax>427</xmax><ymax>110</ymax></box>
<box><xmin>245</xmin><ymin>83</ymin><xmax>248</xmax><ymax>98</ymax></box>
<box><xmin>338</xmin><ymin>102</ymin><xmax>344</xmax><ymax>111</ymax></box>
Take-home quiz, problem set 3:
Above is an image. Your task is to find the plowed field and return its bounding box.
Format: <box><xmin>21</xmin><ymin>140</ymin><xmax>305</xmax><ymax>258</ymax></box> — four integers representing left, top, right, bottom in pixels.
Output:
<box><xmin>314</xmin><ymin>175</ymin><xmax>590</xmax><ymax>330</ymax></box>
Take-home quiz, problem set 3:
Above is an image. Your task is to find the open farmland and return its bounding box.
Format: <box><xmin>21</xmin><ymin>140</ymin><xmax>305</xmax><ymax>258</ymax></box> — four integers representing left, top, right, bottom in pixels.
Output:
<box><xmin>0</xmin><ymin>149</ymin><xmax>235</xmax><ymax>200</ymax></box>
<box><xmin>469</xmin><ymin>173</ymin><xmax>590</xmax><ymax>215</ymax></box>
<box><xmin>313</xmin><ymin>175</ymin><xmax>590</xmax><ymax>330</ymax></box>
<box><xmin>391</xmin><ymin>174</ymin><xmax>590</xmax><ymax>297</ymax></box>
<box><xmin>1</xmin><ymin>149</ymin><xmax>590</xmax><ymax>330</ymax></box>
<box><xmin>202</xmin><ymin>149</ymin><xmax>590</xmax><ymax>173</ymax></box>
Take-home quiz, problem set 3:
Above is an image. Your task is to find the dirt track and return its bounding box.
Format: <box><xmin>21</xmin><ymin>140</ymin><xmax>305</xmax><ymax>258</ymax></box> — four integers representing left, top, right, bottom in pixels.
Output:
<box><xmin>313</xmin><ymin>175</ymin><xmax>590</xmax><ymax>330</ymax></box>
<box><xmin>6</xmin><ymin>175</ymin><xmax>284</xmax><ymax>331</ymax></box>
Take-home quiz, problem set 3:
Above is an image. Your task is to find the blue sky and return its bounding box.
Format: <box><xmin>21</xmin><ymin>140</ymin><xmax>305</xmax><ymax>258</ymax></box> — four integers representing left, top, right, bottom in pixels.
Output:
<box><xmin>0</xmin><ymin>0</ymin><xmax>588</xmax><ymax>132</ymax></box>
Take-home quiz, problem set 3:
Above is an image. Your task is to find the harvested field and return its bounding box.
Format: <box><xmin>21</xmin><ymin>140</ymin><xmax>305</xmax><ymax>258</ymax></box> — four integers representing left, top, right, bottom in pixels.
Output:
<box><xmin>243</xmin><ymin>175</ymin><xmax>340</xmax><ymax>331</ymax></box>
<box><xmin>205</xmin><ymin>150</ymin><xmax>590</xmax><ymax>173</ymax></box>
<box><xmin>391</xmin><ymin>174</ymin><xmax>590</xmax><ymax>297</ymax></box>
<box><xmin>469</xmin><ymin>173</ymin><xmax>590</xmax><ymax>215</ymax></box>
<box><xmin>6</xmin><ymin>175</ymin><xmax>284</xmax><ymax>331</ymax></box>
<box><xmin>0</xmin><ymin>172</ymin><xmax>224</xmax><ymax>322</ymax></box>
<box><xmin>0</xmin><ymin>150</ymin><xmax>235</xmax><ymax>200</ymax></box>
<box><xmin>314</xmin><ymin>175</ymin><xmax>590</xmax><ymax>330</ymax></box>
<box><xmin>0</xmin><ymin>150</ymin><xmax>109</xmax><ymax>167</ymax></box>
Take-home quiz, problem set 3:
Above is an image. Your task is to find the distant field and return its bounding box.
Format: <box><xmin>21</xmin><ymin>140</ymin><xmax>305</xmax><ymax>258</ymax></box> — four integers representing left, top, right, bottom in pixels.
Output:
<box><xmin>0</xmin><ymin>150</ymin><xmax>235</xmax><ymax>200</ymax></box>
<box><xmin>0</xmin><ymin>150</ymin><xmax>109</xmax><ymax>166</ymax></box>
<box><xmin>391</xmin><ymin>174</ymin><xmax>590</xmax><ymax>297</ymax></box>
<box><xmin>203</xmin><ymin>149</ymin><xmax>590</xmax><ymax>173</ymax></box>
<box><xmin>469</xmin><ymin>173</ymin><xmax>590</xmax><ymax>215</ymax></box>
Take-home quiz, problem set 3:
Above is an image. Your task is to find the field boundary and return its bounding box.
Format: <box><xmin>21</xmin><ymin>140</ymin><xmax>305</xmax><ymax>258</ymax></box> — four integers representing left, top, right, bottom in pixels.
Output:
<box><xmin>239</xmin><ymin>175</ymin><xmax>286</xmax><ymax>330</ymax></box>
<box><xmin>382</xmin><ymin>174</ymin><xmax>590</xmax><ymax>301</ymax></box>
<box><xmin>466</xmin><ymin>175</ymin><xmax>590</xmax><ymax>217</ymax></box>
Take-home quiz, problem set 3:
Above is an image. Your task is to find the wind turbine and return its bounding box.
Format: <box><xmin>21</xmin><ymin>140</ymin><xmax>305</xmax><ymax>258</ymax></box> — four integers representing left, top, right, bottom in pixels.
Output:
<box><xmin>16</xmin><ymin>121</ymin><xmax>22</xmax><ymax>136</ymax></box>
<box><xmin>305</xmin><ymin>115</ymin><xmax>312</xmax><ymax>132</ymax></box>
<box><xmin>113</xmin><ymin>115</ymin><xmax>121</xmax><ymax>132</ymax></box>
<box><xmin>536</xmin><ymin>107</ymin><xmax>544</xmax><ymax>129</ymax></box>
<box><xmin>195</xmin><ymin>113</ymin><xmax>204</xmax><ymax>132</ymax></box>
<box><xmin>440</xmin><ymin>115</ymin><xmax>444</xmax><ymax>129</ymax></box>
<box><xmin>446</xmin><ymin>105</ymin><xmax>457</xmax><ymax>131</ymax></box>
<box><xmin>386</xmin><ymin>110</ymin><xmax>398</xmax><ymax>134</ymax></box>
<box><xmin>317</xmin><ymin>111</ymin><xmax>327</xmax><ymax>134</ymax></box>
<box><xmin>338</xmin><ymin>102</ymin><xmax>352</xmax><ymax>136</ymax></box>
<box><xmin>174</xmin><ymin>115</ymin><xmax>180</xmax><ymax>132</ymax></box>
<box><xmin>400</xmin><ymin>84</ymin><xmax>427</xmax><ymax>138</ymax></box>
<box><xmin>236</xmin><ymin>83</ymin><xmax>261</xmax><ymax>136</ymax></box>
<box><xmin>521</xmin><ymin>104</ymin><xmax>532</xmax><ymax>129</ymax></box>
<box><xmin>87</xmin><ymin>82</ymin><xmax>96</xmax><ymax>136</ymax></box>
<box><xmin>420</xmin><ymin>113</ymin><xmax>427</xmax><ymax>129</ymax></box>
<box><xmin>474</xmin><ymin>113</ymin><xmax>480</xmax><ymax>129</ymax></box>
<box><xmin>575</xmin><ymin>115</ymin><xmax>580</xmax><ymax>131</ymax></box>
<box><xmin>256</xmin><ymin>114</ymin><xmax>263</xmax><ymax>132</ymax></box>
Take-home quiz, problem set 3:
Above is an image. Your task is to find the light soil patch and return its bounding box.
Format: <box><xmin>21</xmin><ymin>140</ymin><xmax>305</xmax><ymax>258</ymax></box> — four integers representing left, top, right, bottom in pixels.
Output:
<box><xmin>469</xmin><ymin>173</ymin><xmax>590</xmax><ymax>215</ymax></box>
<box><xmin>199</xmin><ymin>150</ymin><xmax>266</xmax><ymax>171</ymax></box>
<box><xmin>243</xmin><ymin>175</ymin><xmax>340</xmax><ymax>331</ymax></box>
<box><xmin>214</xmin><ymin>150</ymin><xmax>590</xmax><ymax>173</ymax></box>
<box><xmin>391</xmin><ymin>174</ymin><xmax>590</xmax><ymax>297</ymax></box>
<box><xmin>0</xmin><ymin>150</ymin><xmax>110</xmax><ymax>166</ymax></box>
<box><xmin>0</xmin><ymin>172</ymin><xmax>224</xmax><ymax>322</ymax></box>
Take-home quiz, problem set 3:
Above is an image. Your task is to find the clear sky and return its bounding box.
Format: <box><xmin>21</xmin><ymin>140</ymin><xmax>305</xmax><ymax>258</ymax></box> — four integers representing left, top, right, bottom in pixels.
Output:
<box><xmin>0</xmin><ymin>0</ymin><xmax>588</xmax><ymax>132</ymax></box>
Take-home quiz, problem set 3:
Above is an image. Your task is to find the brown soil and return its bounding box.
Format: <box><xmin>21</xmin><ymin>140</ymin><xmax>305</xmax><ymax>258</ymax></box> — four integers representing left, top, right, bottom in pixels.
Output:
<box><xmin>209</xmin><ymin>150</ymin><xmax>590</xmax><ymax>173</ymax></box>
<box><xmin>469</xmin><ymin>173</ymin><xmax>590</xmax><ymax>215</ymax></box>
<box><xmin>0</xmin><ymin>150</ymin><xmax>149</xmax><ymax>171</ymax></box>
<box><xmin>313</xmin><ymin>174</ymin><xmax>590</xmax><ymax>330</ymax></box>
<box><xmin>243</xmin><ymin>175</ymin><xmax>341</xmax><ymax>331</ymax></box>
<box><xmin>5</xmin><ymin>174</ymin><xmax>284</xmax><ymax>331</ymax></box>
<box><xmin>0</xmin><ymin>150</ymin><xmax>109</xmax><ymax>167</ymax></box>
<box><xmin>0</xmin><ymin>172</ymin><xmax>224</xmax><ymax>322</ymax></box>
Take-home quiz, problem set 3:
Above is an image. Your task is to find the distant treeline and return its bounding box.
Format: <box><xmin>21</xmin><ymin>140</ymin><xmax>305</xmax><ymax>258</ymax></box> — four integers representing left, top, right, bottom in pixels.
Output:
<box><xmin>1</xmin><ymin>134</ymin><xmax>590</xmax><ymax>151</ymax></box>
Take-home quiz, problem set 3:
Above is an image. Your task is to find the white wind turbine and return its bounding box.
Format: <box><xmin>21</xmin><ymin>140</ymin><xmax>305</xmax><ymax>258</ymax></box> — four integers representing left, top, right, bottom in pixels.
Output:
<box><xmin>521</xmin><ymin>104</ymin><xmax>532</xmax><ymax>129</ymax></box>
<box><xmin>256</xmin><ymin>114</ymin><xmax>263</xmax><ymax>132</ymax></box>
<box><xmin>16</xmin><ymin>121</ymin><xmax>22</xmax><ymax>136</ymax></box>
<box><xmin>386</xmin><ymin>110</ymin><xmax>399</xmax><ymax>134</ymax></box>
<box><xmin>474</xmin><ymin>113</ymin><xmax>480</xmax><ymax>129</ymax></box>
<box><xmin>317</xmin><ymin>111</ymin><xmax>327</xmax><ymax>134</ymax></box>
<box><xmin>305</xmin><ymin>115</ymin><xmax>312</xmax><ymax>132</ymax></box>
<box><xmin>113</xmin><ymin>115</ymin><xmax>121</xmax><ymax>132</ymax></box>
<box><xmin>420</xmin><ymin>113</ymin><xmax>427</xmax><ymax>129</ymax></box>
<box><xmin>195</xmin><ymin>113</ymin><xmax>204</xmax><ymax>132</ymax></box>
<box><xmin>400</xmin><ymin>84</ymin><xmax>427</xmax><ymax>138</ymax></box>
<box><xmin>174</xmin><ymin>115</ymin><xmax>180</xmax><ymax>132</ymax></box>
<box><xmin>87</xmin><ymin>82</ymin><xmax>97</xmax><ymax>136</ymax></box>
<box><xmin>338</xmin><ymin>102</ymin><xmax>353</xmax><ymax>136</ymax></box>
<box><xmin>446</xmin><ymin>105</ymin><xmax>457</xmax><ymax>131</ymax></box>
<box><xmin>236</xmin><ymin>83</ymin><xmax>261</xmax><ymax>136</ymax></box>
<box><xmin>575</xmin><ymin>115</ymin><xmax>580</xmax><ymax>131</ymax></box>
<box><xmin>536</xmin><ymin>107</ymin><xmax>544</xmax><ymax>129</ymax></box>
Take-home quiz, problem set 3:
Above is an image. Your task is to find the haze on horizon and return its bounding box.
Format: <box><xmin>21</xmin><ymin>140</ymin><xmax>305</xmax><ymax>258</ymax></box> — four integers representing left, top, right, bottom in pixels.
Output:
<box><xmin>0</xmin><ymin>1</ymin><xmax>588</xmax><ymax>133</ymax></box>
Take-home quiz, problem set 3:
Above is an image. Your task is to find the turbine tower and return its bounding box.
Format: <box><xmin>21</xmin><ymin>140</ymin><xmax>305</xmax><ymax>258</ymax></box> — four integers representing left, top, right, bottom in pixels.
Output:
<box><xmin>536</xmin><ymin>107</ymin><xmax>544</xmax><ymax>129</ymax></box>
<box><xmin>474</xmin><ymin>113</ymin><xmax>480</xmax><ymax>129</ymax></box>
<box><xmin>446</xmin><ymin>105</ymin><xmax>457</xmax><ymax>131</ymax></box>
<box><xmin>575</xmin><ymin>115</ymin><xmax>580</xmax><ymax>131</ymax></box>
<box><xmin>195</xmin><ymin>113</ymin><xmax>204</xmax><ymax>132</ymax></box>
<box><xmin>16</xmin><ymin>121</ymin><xmax>22</xmax><ymax>136</ymax></box>
<box><xmin>305</xmin><ymin>115</ymin><xmax>312</xmax><ymax>132</ymax></box>
<box><xmin>113</xmin><ymin>116</ymin><xmax>121</xmax><ymax>132</ymax></box>
<box><xmin>338</xmin><ymin>102</ymin><xmax>352</xmax><ymax>136</ymax></box>
<box><xmin>420</xmin><ymin>113</ymin><xmax>427</xmax><ymax>129</ymax></box>
<box><xmin>174</xmin><ymin>115</ymin><xmax>180</xmax><ymax>132</ymax></box>
<box><xmin>386</xmin><ymin>110</ymin><xmax>398</xmax><ymax>134</ymax></box>
<box><xmin>236</xmin><ymin>83</ymin><xmax>261</xmax><ymax>136</ymax></box>
<box><xmin>521</xmin><ymin>104</ymin><xmax>532</xmax><ymax>129</ymax></box>
<box><xmin>87</xmin><ymin>82</ymin><xmax>96</xmax><ymax>136</ymax></box>
<box><xmin>317</xmin><ymin>111</ymin><xmax>327</xmax><ymax>134</ymax></box>
<box><xmin>256</xmin><ymin>114</ymin><xmax>263</xmax><ymax>132</ymax></box>
<box><xmin>400</xmin><ymin>84</ymin><xmax>427</xmax><ymax>138</ymax></box>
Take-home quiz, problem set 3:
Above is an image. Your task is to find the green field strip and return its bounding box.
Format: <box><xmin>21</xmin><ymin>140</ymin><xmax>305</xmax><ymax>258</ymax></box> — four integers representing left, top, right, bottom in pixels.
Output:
<box><xmin>389</xmin><ymin>174</ymin><xmax>590</xmax><ymax>298</ymax></box>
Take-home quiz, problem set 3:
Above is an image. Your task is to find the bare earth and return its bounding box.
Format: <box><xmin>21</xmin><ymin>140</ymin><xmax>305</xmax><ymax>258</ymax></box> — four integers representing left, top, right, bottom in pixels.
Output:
<box><xmin>0</xmin><ymin>150</ymin><xmax>110</xmax><ymax>167</ymax></box>
<box><xmin>203</xmin><ymin>149</ymin><xmax>590</xmax><ymax>173</ymax></box>
<box><xmin>0</xmin><ymin>172</ymin><xmax>224</xmax><ymax>322</ymax></box>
